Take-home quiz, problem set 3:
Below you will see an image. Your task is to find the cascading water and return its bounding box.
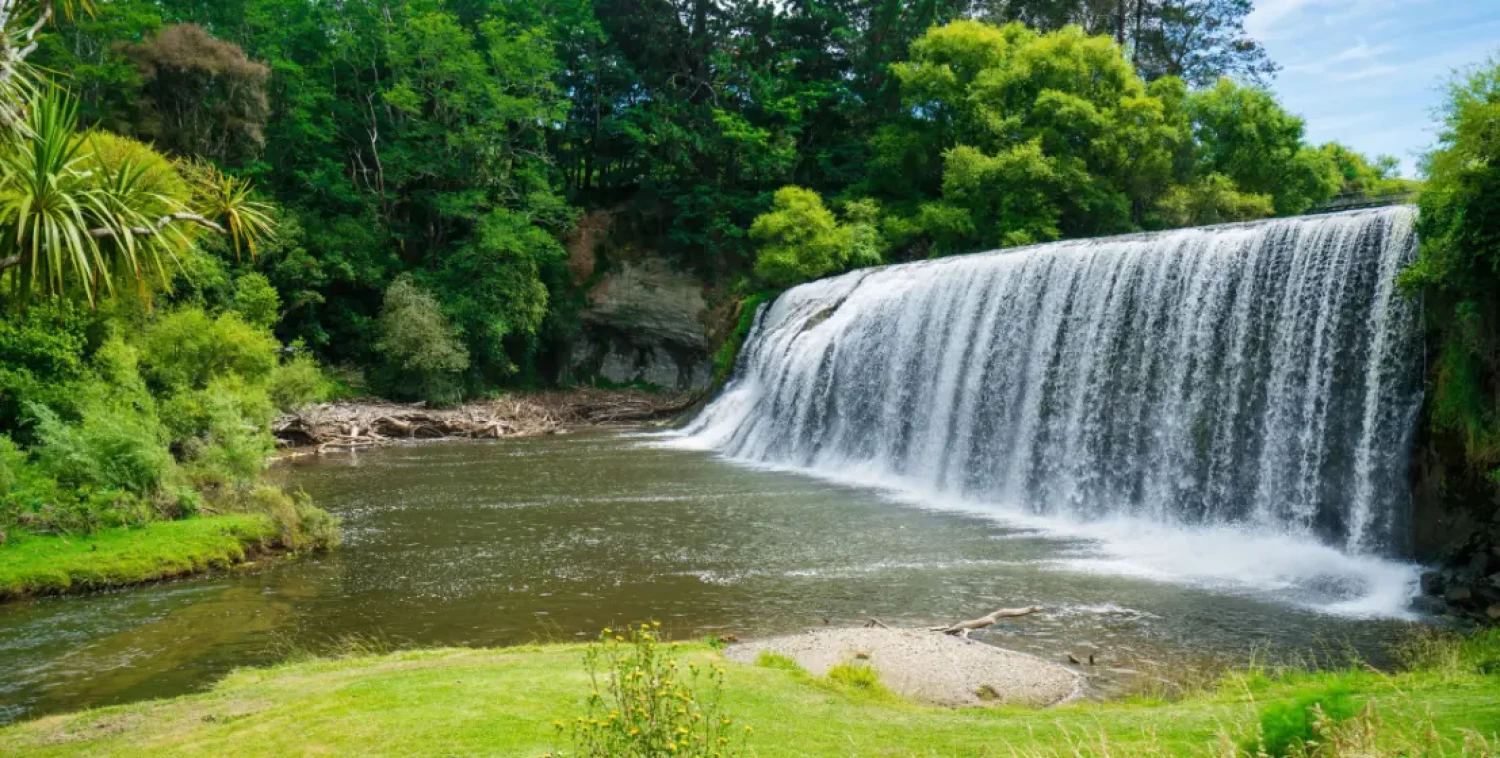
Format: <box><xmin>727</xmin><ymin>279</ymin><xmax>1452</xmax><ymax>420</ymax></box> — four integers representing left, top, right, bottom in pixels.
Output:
<box><xmin>674</xmin><ymin>207</ymin><xmax>1425</xmax><ymax>614</ymax></box>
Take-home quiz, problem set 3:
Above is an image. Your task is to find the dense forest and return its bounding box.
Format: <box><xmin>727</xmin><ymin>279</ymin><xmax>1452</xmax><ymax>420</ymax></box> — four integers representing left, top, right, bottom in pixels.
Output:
<box><xmin>17</xmin><ymin>0</ymin><xmax>1414</xmax><ymax>392</ymax></box>
<box><xmin>0</xmin><ymin>0</ymin><xmax>1461</xmax><ymax>551</ymax></box>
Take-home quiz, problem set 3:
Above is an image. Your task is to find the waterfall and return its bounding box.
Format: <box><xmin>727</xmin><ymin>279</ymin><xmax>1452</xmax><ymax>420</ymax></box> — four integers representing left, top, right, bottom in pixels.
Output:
<box><xmin>679</xmin><ymin>207</ymin><xmax>1424</xmax><ymax>559</ymax></box>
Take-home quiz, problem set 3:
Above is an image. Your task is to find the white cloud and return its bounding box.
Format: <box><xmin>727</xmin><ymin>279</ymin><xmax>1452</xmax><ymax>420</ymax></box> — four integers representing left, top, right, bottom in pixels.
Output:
<box><xmin>1330</xmin><ymin>41</ymin><xmax>1396</xmax><ymax>63</ymax></box>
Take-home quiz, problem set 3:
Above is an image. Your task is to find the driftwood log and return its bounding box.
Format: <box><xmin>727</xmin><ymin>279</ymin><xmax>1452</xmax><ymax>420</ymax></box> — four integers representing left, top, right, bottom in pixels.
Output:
<box><xmin>273</xmin><ymin>390</ymin><xmax>700</xmax><ymax>453</ymax></box>
<box><xmin>929</xmin><ymin>606</ymin><xmax>1044</xmax><ymax>636</ymax></box>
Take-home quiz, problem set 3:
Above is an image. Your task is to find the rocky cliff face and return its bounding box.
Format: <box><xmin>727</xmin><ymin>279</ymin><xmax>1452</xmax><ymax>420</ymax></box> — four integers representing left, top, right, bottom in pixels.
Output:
<box><xmin>567</xmin><ymin>257</ymin><xmax>712</xmax><ymax>391</ymax></box>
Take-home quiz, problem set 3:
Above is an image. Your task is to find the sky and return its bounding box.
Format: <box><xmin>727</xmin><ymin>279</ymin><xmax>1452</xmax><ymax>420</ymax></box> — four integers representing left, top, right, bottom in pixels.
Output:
<box><xmin>1248</xmin><ymin>0</ymin><xmax>1500</xmax><ymax>177</ymax></box>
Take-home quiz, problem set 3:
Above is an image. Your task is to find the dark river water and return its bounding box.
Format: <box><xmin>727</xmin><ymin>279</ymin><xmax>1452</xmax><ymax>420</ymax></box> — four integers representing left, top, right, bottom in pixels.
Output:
<box><xmin>0</xmin><ymin>430</ymin><xmax>1422</xmax><ymax>724</ymax></box>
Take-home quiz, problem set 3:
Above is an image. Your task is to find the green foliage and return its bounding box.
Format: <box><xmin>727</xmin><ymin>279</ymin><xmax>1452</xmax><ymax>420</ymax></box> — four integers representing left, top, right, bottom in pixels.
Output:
<box><xmin>825</xmin><ymin>662</ymin><xmax>886</xmax><ymax>695</ymax></box>
<box><xmin>163</xmin><ymin>377</ymin><xmax>276</xmax><ymax>486</ymax></box>
<box><xmin>1246</xmin><ymin>684</ymin><xmax>1357</xmax><ymax>757</ymax></box>
<box><xmin>559</xmin><ymin>622</ymin><xmax>742</xmax><ymax>758</ymax></box>
<box><xmin>439</xmin><ymin>209</ymin><xmax>568</xmax><ymax>382</ymax></box>
<box><xmin>1186</xmin><ymin>79</ymin><xmax>1342</xmax><ymax>216</ymax></box>
<box><xmin>1320</xmin><ymin>143</ymin><xmax>1417</xmax><ymax>198</ymax></box>
<box><xmin>137</xmin><ymin>308</ymin><xmax>278</xmax><ymax>392</ymax></box>
<box><xmin>374</xmin><ymin>274</ymin><xmax>470</xmax><ymax>405</ymax></box>
<box><xmin>1399</xmin><ymin>57</ymin><xmax>1500</xmax><ymax>489</ymax></box>
<box><xmin>29</xmin><ymin>401</ymin><xmax>172</xmax><ymax>500</ymax></box>
<box><xmin>249</xmin><ymin>485</ymin><xmax>339</xmax><ymax>552</ymax></box>
<box><xmin>0</xmin><ymin>300</ymin><xmax>97</xmax><ymax>436</ymax></box>
<box><xmin>1155</xmin><ymin>173</ymin><xmax>1275</xmax><ymax>228</ymax></box>
<box><xmin>231</xmin><ymin>272</ymin><xmax>281</xmax><ymax>329</ymax></box>
<box><xmin>751</xmin><ymin>187</ymin><xmax>860</xmax><ymax>287</ymax></box>
<box><xmin>713</xmin><ymin>292</ymin><xmax>773</xmax><ymax>385</ymax></box>
<box><xmin>753</xmin><ymin>651</ymin><xmax>802</xmax><ymax>672</ymax></box>
<box><xmin>267</xmin><ymin>353</ymin><xmax>329</xmax><ymax>412</ymax></box>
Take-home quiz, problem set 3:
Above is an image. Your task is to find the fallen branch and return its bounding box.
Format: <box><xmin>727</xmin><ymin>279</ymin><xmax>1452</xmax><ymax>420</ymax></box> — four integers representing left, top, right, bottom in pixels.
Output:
<box><xmin>87</xmin><ymin>212</ymin><xmax>227</xmax><ymax>239</ymax></box>
<box><xmin>930</xmin><ymin>606</ymin><xmax>1043</xmax><ymax>636</ymax></box>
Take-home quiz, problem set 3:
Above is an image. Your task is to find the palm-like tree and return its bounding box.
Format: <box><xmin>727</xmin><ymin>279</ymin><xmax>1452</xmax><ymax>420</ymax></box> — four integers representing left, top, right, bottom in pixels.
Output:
<box><xmin>0</xmin><ymin>0</ymin><xmax>273</xmax><ymax>303</ymax></box>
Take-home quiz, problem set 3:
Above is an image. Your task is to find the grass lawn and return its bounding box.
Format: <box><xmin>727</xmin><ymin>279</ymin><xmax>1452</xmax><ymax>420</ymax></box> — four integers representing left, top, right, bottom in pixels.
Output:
<box><xmin>3</xmin><ymin>635</ymin><xmax>1499</xmax><ymax>757</ymax></box>
<box><xmin>0</xmin><ymin>514</ymin><xmax>280</xmax><ymax>599</ymax></box>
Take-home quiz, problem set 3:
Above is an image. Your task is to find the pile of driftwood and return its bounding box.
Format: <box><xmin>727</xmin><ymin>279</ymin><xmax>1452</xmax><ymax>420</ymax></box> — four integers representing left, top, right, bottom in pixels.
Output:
<box><xmin>528</xmin><ymin>388</ymin><xmax>700</xmax><ymax>424</ymax></box>
<box><xmin>273</xmin><ymin>390</ymin><xmax>699</xmax><ymax>454</ymax></box>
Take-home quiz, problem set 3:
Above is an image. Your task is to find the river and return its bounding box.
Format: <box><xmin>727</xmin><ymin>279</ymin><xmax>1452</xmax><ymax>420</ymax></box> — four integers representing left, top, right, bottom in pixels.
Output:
<box><xmin>0</xmin><ymin>430</ymin><xmax>1421</xmax><ymax>724</ymax></box>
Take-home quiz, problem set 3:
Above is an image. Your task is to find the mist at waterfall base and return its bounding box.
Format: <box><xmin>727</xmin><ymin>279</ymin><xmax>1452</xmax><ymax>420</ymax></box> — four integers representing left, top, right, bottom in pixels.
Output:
<box><xmin>667</xmin><ymin>207</ymin><xmax>1425</xmax><ymax>618</ymax></box>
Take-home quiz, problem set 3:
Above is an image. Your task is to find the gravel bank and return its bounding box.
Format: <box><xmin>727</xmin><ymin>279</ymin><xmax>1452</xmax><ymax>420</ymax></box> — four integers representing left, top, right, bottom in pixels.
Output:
<box><xmin>726</xmin><ymin>627</ymin><xmax>1081</xmax><ymax>708</ymax></box>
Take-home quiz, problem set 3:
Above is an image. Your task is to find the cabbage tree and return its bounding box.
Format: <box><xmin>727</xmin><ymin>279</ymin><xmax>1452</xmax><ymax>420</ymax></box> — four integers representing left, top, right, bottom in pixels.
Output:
<box><xmin>0</xmin><ymin>0</ymin><xmax>272</xmax><ymax>303</ymax></box>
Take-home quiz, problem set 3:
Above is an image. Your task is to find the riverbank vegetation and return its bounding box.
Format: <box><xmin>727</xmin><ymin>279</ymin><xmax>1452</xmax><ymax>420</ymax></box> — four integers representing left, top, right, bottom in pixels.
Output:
<box><xmin>1398</xmin><ymin>55</ymin><xmax>1500</xmax><ymax>609</ymax></box>
<box><xmin>3</xmin><ymin>627</ymin><xmax>1498</xmax><ymax>756</ymax></box>
<box><xmin>0</xmin><ymin>1</ymin><xmax>339</xmax><ymax>587</ymax></box>
<box><xmin>0</xmin><ymin>513</ymin><xmax>279</xmax><ymax>599</ymax></box>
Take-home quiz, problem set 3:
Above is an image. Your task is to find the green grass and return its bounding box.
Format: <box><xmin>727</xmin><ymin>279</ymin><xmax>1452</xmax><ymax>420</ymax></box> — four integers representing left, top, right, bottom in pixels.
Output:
<box><xmin>4</xmin><ymin>635</ymin><xmax>1500</xmax><ymax>757</ymax></box>
<box><xmin>0</xmin><ymin>514</ymin><xmax>279</xmax><ymax>599</ymax></box>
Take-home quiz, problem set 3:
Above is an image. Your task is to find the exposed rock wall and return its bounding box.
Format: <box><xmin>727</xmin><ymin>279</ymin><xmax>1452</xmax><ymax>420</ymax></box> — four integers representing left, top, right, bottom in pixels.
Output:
<box><xmin>566</xmin><ymin>256</ymin><xmax>713</xmax><ymax>391</ymax></box>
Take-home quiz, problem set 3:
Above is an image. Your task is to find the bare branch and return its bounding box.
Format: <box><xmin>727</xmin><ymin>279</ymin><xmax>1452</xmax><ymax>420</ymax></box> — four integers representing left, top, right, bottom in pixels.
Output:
<box><xmin>87</xmin><ymin>212</ymin><xmax>227</xmax><ymax>239</ymax></box>
<box><xmin>929</xmin><ymin>606</ymin><xmax>1044</xmax><ymax>635</ymax></box>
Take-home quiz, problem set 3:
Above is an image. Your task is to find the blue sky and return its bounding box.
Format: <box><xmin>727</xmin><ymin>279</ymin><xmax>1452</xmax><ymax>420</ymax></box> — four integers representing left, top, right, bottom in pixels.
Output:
<box><xmin>1248</xmin><ymin>0</ymin><xmax>1500</xmax><ymax>177</ymax></box>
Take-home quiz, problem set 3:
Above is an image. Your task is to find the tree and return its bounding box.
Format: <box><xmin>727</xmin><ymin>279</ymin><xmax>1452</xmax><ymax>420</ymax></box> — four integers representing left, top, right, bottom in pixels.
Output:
<box><xmin>1187</xmin><ymin>78</ymin><xmax>1341</xmax><ymax>215</ymax></box>
<box><xmin>1319</xmin><ymin>142</ymin><xmax>1415</xmax><ymax>198</ymax></box>
<box><xmin>0</xmin><ymin>2</ymin><xmax>272</xmax><ymax>304</ymax></box>
<box><xmin>1134</xmin><ymin>0</ymin><xmax>1276</xmax><ymax>86</ymax></box>
<box><xmin>373</xmin><ymin>274</ymin><xmax>469</xmax><ymax>406</ymax></box>
<box><xmin>122</xmin><ymin>23</ymin><xmax>269</xmax><ymax>165</ymax></box>
<box><xmin>877</xmin><ymin>21</ymin><xmax>1181</xmax><ymax>253</ymax></box>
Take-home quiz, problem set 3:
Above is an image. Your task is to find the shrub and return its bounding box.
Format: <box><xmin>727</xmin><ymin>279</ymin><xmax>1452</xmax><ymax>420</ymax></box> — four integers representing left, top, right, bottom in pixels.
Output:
<box><xmin>137</xmin><ymin>307</ymin><xmax>278</xmax><ymax>392</ymax></box>
<box><xmin>0</xmin><ymin>301</ymin><xmax>97</xmax><ymax>437</ymax></box>
<box><xmin>231</xmin><ymin>272</ymin><xmax>281</xmax><ymax>329</ymax></box>
<box><xmin>751</xmin><ymin>186</ymin><xmax>855</xmax><ymax>287</ymax></box>
<box><xmin>1154</xmin><ymin>173</ymin><xmax>1276</xmax><ymax>228</ymax></box>
<box><xmin>29</xmin><ymin>402</ymin><xmax>174</xmax><ymax>498</ymax></box>
<box><xmin>373</xmin><ymin>274</ymin><xmax>469</xmax><ymax>406</ymax></box>
<box><xmin>267</xmin><ymin>353</ymin><xmax>328</xmax><ymax>411</ymax></box>
<box><xmin>160</xmin><ymin>375</ymin><xmax>276</xmax><ymax>485</ymax></box>
<box><xmin>556</xmin><ymin>623</ymin><xmax>743</xmax><ymax>758</ymax></box>
<box><xmin>248</xmin><ymin>485</ymin><xmax>339</xmax><ymax>551</ymax></box>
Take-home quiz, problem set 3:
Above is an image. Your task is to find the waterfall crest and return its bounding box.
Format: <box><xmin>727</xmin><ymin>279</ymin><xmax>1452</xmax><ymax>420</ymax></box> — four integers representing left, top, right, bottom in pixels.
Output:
<box><xmin>680</xmin><ymin>207</ymin><xmax>1423</xmax><ymax>556</ymax></box>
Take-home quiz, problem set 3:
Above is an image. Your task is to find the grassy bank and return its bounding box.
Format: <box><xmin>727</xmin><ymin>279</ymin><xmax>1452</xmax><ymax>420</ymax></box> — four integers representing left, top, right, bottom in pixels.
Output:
<box><xmin>4</xmin><ymin>632</ymin><xmax>1500</xmax><ymax>757</ymax></box>
<box><xmin>0</xmin><ymin>514</ymin><xmax>280</xmax><ymax>600</ymax></box>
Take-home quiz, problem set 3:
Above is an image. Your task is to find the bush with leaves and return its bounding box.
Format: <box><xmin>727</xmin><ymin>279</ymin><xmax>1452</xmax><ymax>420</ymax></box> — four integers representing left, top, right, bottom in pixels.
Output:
<box><xmin>249</xmin><ymin>484</ymin><xmax>340</xmax><ymax>552</ymax></box>
<box><xmin>554</xmin><ymin>622</ymin><xmax>743</xmax><ymax>758</ymax></box>
<box><xmin>374</xmin><ymin>274</ymin><xmax>470</xmax><ymax>405</ymax></box>
<box><xmin>267</xmin><ymin>353</ymin><xmax>329</xmax><ymax>412</ymax></box>
<box><xmin>231</xmin><ymin>272</ymin><xmax>281</xmax><ymax>329</ymax></box>
<box><xmin>751</xmin><ymin>187</ymin><xmax>885</xmax><ymax>287</ymax></box>
<box><xmin>137</xmin><ymin>307</ymin><xmax>278</xmax><ymax>392</ymax></box>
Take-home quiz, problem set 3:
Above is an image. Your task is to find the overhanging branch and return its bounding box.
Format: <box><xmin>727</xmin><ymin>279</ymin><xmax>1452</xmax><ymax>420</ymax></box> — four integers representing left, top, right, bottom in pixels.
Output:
<box><xmin>87</xmin><ymin>212</ymin><xmax>227</xmax><ymax>239</ymax></box>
